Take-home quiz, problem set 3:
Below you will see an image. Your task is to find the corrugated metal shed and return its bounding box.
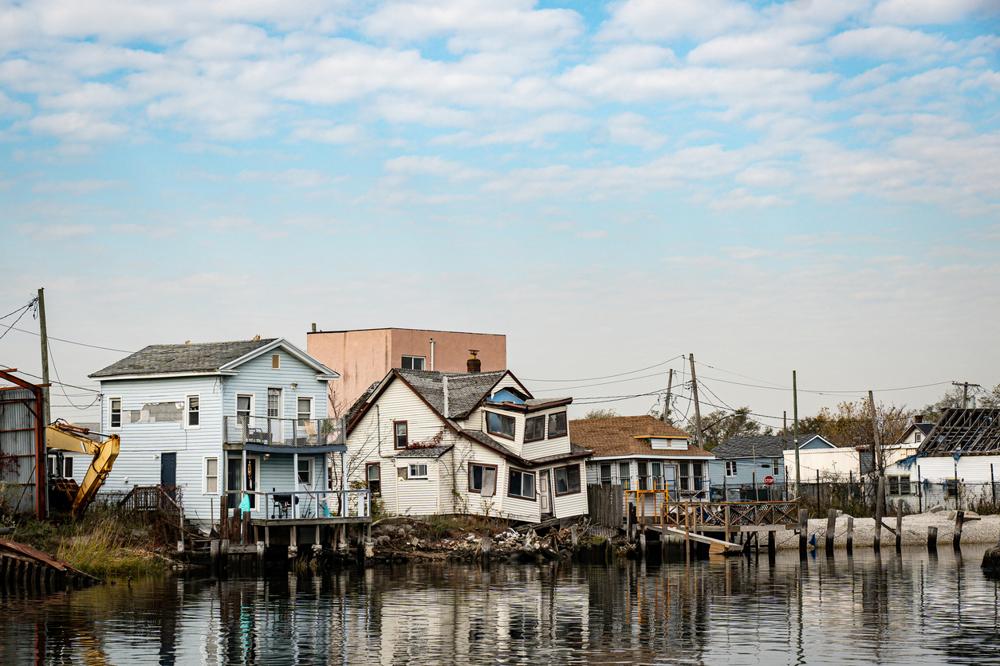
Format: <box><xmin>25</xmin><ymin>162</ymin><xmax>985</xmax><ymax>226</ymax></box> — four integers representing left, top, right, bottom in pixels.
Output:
<box><xmin>0</xmin><ymin>372</ymin><xmax>45</xmax><ymax>517</ymax></box>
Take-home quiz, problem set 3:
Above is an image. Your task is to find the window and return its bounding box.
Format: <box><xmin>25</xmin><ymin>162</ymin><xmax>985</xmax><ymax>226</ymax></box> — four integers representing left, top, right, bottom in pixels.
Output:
<box><xmin>725</xmin><ymin>460</ymin><xmax>738</xmax><ymax>477</ymax></box>
<box><xmin>186</xmin><ymin>395</ymin><xmax>200</xmax><ymax>427</ymax></box>
<box><xmin>109</xmin><ymin>397</ymin><xmax>122</xmax><ymax>429</ymax></box>
<box><xmin>693</xmin><ymin>462</ymin><xmax>704</xmax><ymax>491</ymax></box>
<box><xmin>204</xmin><ymin>457</ymin><xmax>218</xmax><ymax>493</ymax></box>
<box><xmin>888</xmin><ymin>475</ymin><xmax>911</xmax><ymax>496</ymax></box>
<box><xmin>297</xmin><ymin>397</ymin><xmax>313</xmax><ymax>426</ymax></box>
<box><xmin>486</xmin><ymin>412</ymin><xmax>515</xmax><ymax>440</ymax></box>
<box><xmin>915</xmin><ymin>432</ymin><xmax>923</xmax><ymax>443</ymax></box>
<box><xmin>394</xmin><ymin>421</ymin><xmax>409</xmax><ymax>449</ymax></box>
<box><xmin>547</xmin><ymin>412</ymin><xmax>567</xmax><ymax>438</ymax></box>
<box><xmin>680</xmin><ymin>463</ymin><xmax>690</xmax><ymax>490</ymax></box>
<box><xmin>63</xmin><ymin>456</ymin><xmax>73</xmax><ymax>478</ymax></box>
<box><xmin>945</xmin><ymin>479</ymin><xmax>958</xmax><ymax>498</ymax></box>
<box><xmin>600</xmin><ymin>463</ymin><xmax>612</xmax><ymax>486</ymax></box>
<box><xmin>651</xmin><ymin>462</ymin><xmax>663</xmax><ymax>489</ymax></box>
<box><xmin>236</xmin><ymin>394</ymin><xmax>253</xmax><ymax>426</ymax></box>
<box><xmin>271</xmin><ymin>354</ymin><xmax>280</xmax><ymax>369</ymax></box>
<box><xmin>297</xmin><ymin>457</ymin><xmax>312</xmax><ymax>485</ymax></box>
<box><xmin>401</xmin><ymin>355</ymin><xmax>425</xmax><ymax>370</ymax></box>
<box><xmin>638</xmin><ymin>461</ymin><xmax>648</xmax><ymax>490</ymax></box>
<box><xmin>469</xmin><ymin>463</ymin><xmax>498</xmax><ymax>496</ymax></box>
<box><xmin>408</xmin><ymin>463</ymin><xmax>428</xmax><ymax>480</ymax></box>
<box><xmin>367</xmin><ymin>463</ymin><xmax>381</xmax><ymax>496</ymax></box>
<box><xmin>508</xmin><ymin>469</ymin><xmax>536</xmax><ymax>500</ymax></box>
<box><xmin>554</xmin><ymin>464</ymin><xmax>581</xmax><ymax>496</ymax></box>
<box><xmin>525</xmin><ymin>416</ymin><xmax>545</xmax><ymax>442</ymax></box>
<box><xmin>267</xmin><ymin>388</ymin><xmax>281</xmax><ymax>419</ymax></box>
<box><xmin>618</xmin><ymin>462</ymin><xmax>630</xmax><ymax>489</ymax></box>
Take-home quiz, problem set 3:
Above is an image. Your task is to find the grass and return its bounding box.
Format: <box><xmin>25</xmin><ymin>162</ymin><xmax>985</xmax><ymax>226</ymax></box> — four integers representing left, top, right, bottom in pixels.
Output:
<box><xmin>9</xmin><ymin>508</ymin><xmax>170</xmax><ymax>579</ymax></box>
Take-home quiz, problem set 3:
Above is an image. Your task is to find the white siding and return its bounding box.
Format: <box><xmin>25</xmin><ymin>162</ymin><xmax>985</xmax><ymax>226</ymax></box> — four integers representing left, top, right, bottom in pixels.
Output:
<box><xmin>96</xmin><ymin>375</ymin><xmax>223</xmax><ymax>524</ymax></box>
<box><xmin>222</xmin><ymin>348</ymin><xmax>330</xmax><ymax>425</ymax></box>
<box><xmin>551</xmin><ymin>461</ymin><xmax>588</xmax><ymax>519</ymax></box>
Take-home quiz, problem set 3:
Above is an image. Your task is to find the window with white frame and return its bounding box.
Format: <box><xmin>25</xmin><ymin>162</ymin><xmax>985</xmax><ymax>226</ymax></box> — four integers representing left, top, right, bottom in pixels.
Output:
<box><xmin>109</xmin><ymin>397</ymin><xmax>122</xmax><ymax>429</ymax></box>
<box><xmin>600</xmin><ymin>463</ymin><xmax>612</xmax><ymax>486</ymax></box>
<box><xmin>401</xmin><ymin>355</ymin><xmax>425</xmax><ymax>370</ymax></box>
<box><xmin>508</xmin><ymin>468</ymin><xmax>536</xmax><ymax>500</ymax></box>
<box><xmin>914</xmin><ymin>432</ymin><xmax>923</xmax><ymax>443</ymax></box>
<box><xmin>725</xmin><ymin>460</ymin><xmax>738</xmax><ymax>477</ymax></box>
<box><xmin>408</xmin><ymin>463</ymin><xmax>428</xmax><ymax>479</ymax></box>
<box><xmin>469</xmin><ymin>463</ymin><xmax>497</xmax><ymax>495</ymax></box>
<box><xmin>186</xmin><ymin>395</ymin><xmax>200</xmax><ymax>427</ymax></box>
<box><xmin>619</xmin><ymin>461</ymin><xmax>630</xmax><ymax>489</ymax></box>
<box><xmin>236</xmin><ymin>394</ymin><xmax>253</xmax><ymax>426</ymax></box>
<box><xmin>297</xmin><ymin>397</ymin><xmax>313</xmax><ymax>426</ymax></box>
<box><xmin>297</xmin><ymin>457</ymin><xmax>313</xmax><ymax>485</ymax></box>
<box><xmin>204</xmin><ymin>457</ymin><xmax>218</xmax><ymax>493</ymax></box>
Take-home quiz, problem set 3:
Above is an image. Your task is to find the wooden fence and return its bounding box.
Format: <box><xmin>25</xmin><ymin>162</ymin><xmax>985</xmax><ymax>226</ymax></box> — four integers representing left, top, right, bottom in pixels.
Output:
<box><xmin>587</xmin><ymin>484</ymin><xmax>624</xmax><ymax>528</ymax></box>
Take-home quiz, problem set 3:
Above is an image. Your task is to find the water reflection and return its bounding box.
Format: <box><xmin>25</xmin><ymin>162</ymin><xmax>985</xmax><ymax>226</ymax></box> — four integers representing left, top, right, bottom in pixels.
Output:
<box><xmin>2</xmin><ymin>547</ymin><xmax>999</xmax><ymax>665</ymax></box>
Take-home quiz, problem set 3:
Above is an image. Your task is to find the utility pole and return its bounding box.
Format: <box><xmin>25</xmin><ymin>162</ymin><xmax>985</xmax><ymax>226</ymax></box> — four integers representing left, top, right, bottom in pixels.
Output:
<box><xmin>869</xmin><ymin>389</ymin><xmax>886</xmax><ymax>543</ymax></box>
<box><xmin>37</xmin><ymin>287</ymin><xmax>50</xmax><ymax>426</ymax></box>
<box><xmin>952</xmin><ymin>381</ymin><xmax>981</xmax><ymax>409</ymax></box>
<box><xmin>663</xmin><ymin>368</ymin><xmax>674</xmax><ymax>424</ymax></box>
<box><xmin>793</xmin><ymin>370</ymin><xmax>800</xmax><ymax>493</ymax></box>
<box><xmin>688</xmin><ymin>354</ymin><xmax>703</xmax><ymax>448</ymax></box>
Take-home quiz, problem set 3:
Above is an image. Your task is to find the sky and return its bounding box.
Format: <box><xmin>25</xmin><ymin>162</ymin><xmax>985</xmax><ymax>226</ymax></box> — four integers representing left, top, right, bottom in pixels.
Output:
<box><xmin>0</xmin><ymin>0</ymin><xmax>998</xmax><ymax>429</ymax></box>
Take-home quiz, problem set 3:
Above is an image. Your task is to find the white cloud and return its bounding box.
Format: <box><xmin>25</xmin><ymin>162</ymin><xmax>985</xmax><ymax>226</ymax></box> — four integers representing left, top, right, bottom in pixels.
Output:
<box><xmin>709</xmin><ymin>188</ymin><xmax>787</xmax><ymax>211</ymax></box>
<box><xmin>604</xmin><ymin>112</ymin><xmax>665</xmax><ymax>149</ymax></box>
<box><xmin>28</xmin><ymin>111</ymin><xmax>127</xmax><ymax>141</ymax></box>
<box><xmin>32</xmin><ymin>179</ymin><xmax>120</xmax><ymax>194</ymax></box>
<box><xmin>0</xmin><ymin>92</ymin><xmax>31</xmax><ymax>117</ymax></box>
<box><xmin>383</xmin><ymin>155</ymin><xmax>485</xmax><ymax>182</ymax></box>
<box><xmin>601</xmin><ymin>0</ymin><xmax>757</xmax><ymax>41</ymax></box>
<box><xmin>16</xmin><ymin>223</ymin><xmax>96</xmax><ymax>239</ymax></box>
<box><xmin>827</xmin><ymin>26</ymin><xmax>953</xmax><ymax>60</ymax></box>
<box><xmin>237</xmin><ymin>169</ymin><xmax>331</xmax><ymax>188</ymax></box>
<box><xmin>290</xmin><ymin>121</ymin><xmax>364</xmax><ymax>144</ymax></box>
<box><xmin>871</xmin><ymin>0</ymin><xmax>996</xmax><ymax>25</ymax></box>
<box><xmin>687</xmin><ymin>26</ymin><xmax>822</xmax><ymax>67</ymax></box>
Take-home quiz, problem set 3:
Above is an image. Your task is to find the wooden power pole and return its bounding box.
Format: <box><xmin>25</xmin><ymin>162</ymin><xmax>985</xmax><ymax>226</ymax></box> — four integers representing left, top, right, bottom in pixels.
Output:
<box><xmin>663</xmin><ymin>368</ymin><xmax>674</xmax><ymax>423</ymax></box>
<box><xmin>793</xmin><ymin>370</ymin><xmax>800</xmax><ymax>492</ymax></box>
<box><xmin>37</xmin><ymin>287</ymin><xmax>50</xmax><ymax>426</ymax></box>
<box><xmin>869</xmin><ymin>389</ymin><xmax>885</xmax><ymax>549</ymax></box>
<box><xmin>688</xmin><ymin>354</ymin><xmax>703</xmax><ymax>447</ymax></box>
<box><xmin>952</xmin><ymin>381</ymin><xmax>981</xmax><ymax>409</ymax></box>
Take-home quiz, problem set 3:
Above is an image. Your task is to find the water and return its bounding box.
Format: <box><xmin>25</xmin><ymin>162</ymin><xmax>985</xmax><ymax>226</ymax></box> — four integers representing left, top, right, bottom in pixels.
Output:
<box><xmin>2</xmin><ymin>547</ymin><xmax>999</xmax><ymax>665</ymax></box>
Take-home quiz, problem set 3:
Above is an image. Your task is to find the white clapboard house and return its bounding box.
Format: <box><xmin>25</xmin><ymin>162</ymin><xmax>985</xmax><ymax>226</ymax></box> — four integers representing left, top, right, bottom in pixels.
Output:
<box><xmin>344</xmin><ymin>363</ymin><xmax>591</xmax><ymax>523</ymax></box>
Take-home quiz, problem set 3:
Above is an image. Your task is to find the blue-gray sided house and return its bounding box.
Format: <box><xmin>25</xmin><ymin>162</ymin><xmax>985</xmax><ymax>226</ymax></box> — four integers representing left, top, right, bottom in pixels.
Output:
<box><xmin>89</xmin><ymin>338</ymin><xmax>341</xmax><ymax>526</ymax></box>
<box><xmin>709</xmin><ymin>434</ymin><xmax>791</xmax><ymax>498</ymax></box>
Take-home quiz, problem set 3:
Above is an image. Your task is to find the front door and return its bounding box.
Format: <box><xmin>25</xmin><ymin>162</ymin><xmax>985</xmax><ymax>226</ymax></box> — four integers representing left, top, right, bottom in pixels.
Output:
<box><xmin>227</xmin><ymin>456</ymin><xmax>258</xmax><ymax>509</ymax></box>
<box><xmin>539</xmin><ymin>470</ymin><xmax>552</xmax><ymax>516</ymax></box>
<box><xmin>267</xmin><ymin>388</ymin><xmax>282</xmax><ymax>443</ymax></box>
<box><xmin>160</xmin><ymin>452</ymin><xmax>177</xmax><ymax>499</ymax></box>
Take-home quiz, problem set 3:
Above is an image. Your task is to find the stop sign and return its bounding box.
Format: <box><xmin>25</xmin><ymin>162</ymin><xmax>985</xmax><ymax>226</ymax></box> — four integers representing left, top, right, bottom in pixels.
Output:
<box><xmin>764</xmin><ymin>475</ymin><xmax>775</xmax><ymax>486</ymax></box>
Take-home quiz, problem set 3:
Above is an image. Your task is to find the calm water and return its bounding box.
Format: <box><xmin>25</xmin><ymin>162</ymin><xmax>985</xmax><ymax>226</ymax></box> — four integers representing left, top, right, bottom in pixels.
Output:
<box><xmin>2</xmin><ymin>547</ymin><xmax>1000</xmax><ymax>665</ymax></box>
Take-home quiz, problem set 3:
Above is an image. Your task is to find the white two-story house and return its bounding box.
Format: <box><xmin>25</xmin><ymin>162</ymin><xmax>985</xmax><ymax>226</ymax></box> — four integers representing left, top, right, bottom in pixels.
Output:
<box><xmin>344</xmin><ymin>364</ymin><xmax>591</xmax><ymax>523</ymax></box>
<box><xmin>87</xmin><ymin>337</ymin><xmax>343</xmax><ymax>526</ymax></box>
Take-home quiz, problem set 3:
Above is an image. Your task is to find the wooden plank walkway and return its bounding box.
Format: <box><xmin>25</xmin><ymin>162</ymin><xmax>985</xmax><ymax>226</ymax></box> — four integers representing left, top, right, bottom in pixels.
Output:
<box><xmin>659</xmin><ymin>527</ymin><xmax>743</xmax><ymax>554</ymax></box>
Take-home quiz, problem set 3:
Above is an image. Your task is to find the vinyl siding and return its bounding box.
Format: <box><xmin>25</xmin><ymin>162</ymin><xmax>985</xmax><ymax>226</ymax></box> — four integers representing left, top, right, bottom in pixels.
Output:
<box><xmin>96</xmin><ymin>375</ymin><xmax>223</xmax><ymax>524</ymax></box>
<box><xmin>222</xmin><ymin>349</ymin><xmax>330</xmax><ymax>425</ymax></box>
<box><xmin>551</xmin><ymin>461</ymin><xmax>588</xmax><ymax>519</ymax></box>
<box><xmin>392</xmin><ymin>458</ymin><xmax>441</xmax><ymax>516</ymax></box>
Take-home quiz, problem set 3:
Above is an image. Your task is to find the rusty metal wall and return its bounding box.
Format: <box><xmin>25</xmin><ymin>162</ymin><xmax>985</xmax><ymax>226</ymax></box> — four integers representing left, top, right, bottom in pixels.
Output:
<box><xmin>0</xmin><ymin>388</ymin><xmax>40</xmax><ymax>514</ymax></box>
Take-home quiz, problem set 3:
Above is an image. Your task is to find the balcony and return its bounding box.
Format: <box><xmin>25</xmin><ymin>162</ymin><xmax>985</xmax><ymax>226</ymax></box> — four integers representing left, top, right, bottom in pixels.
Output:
<box><xmin>223</xmin><ymin>416</ymin><xmax>346</xmax><ymax>451</ymax></box>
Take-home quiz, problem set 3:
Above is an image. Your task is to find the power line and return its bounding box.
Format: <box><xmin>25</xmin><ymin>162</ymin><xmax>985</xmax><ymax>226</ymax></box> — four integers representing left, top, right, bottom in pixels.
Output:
<box><xmin>522</xmin><ymin>355</ymin><xmax>683</xmax><ymax>383</ymax></box>
<box><xmin>4</xmin><ymin>325</ymin><xmax>135</xmax><ymax>354</ymax></box>
<box><xmin>47</xmin><ymin>339</ymin><xmax>103</xmax><ymax>411</ymax></box>
<box><xmin>0</xmin><ymin>301</ymin><xmax>36</xmax><ymax>342</ymax></box>
<box><xmin>693</xmin><ymin>360</ymin><xmax>952</xmax><ymax>395</ymax></box>
<box><xmin>532</xmin><ymin>371</ymin><xmax>669</xmax><ymax>393</ymax></box>
<box><xmin>0</xmin><ymin>364</ymin><xmax>102</xmax><ymax>394</ymax></box>
<box><xmin>0</xmin><ymin>300</ymin><xmax>36</xmax><ymax>321</ymax></box>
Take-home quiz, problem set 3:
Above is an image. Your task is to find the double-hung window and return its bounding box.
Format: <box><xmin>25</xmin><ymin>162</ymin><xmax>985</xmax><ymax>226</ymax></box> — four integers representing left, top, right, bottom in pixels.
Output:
<box><xmin>554</xmin><ymin>464</ymin><xmax>581</xmax><ymax>496</ymax></box>
<box><xmin>394</xmin><ymin>421</ymin><xmax>409</xmax><ymax>449</ymax></box>
<box><xmin>508</xmin><ymin>469</ymin><xmax>536</xmax><ymax>500</ymax></box>
<box><xmin>638</xmin><ymin>461</ymin><xmax>648</xmax><ymax>490</ymax></box>
<box><xmin>204</xmin><ymin>457</ymin><xmax>219</xmax><ymax>494</ymax></box>
<box><xmin>186</xmin><ymin>396</ymin><xmax>200</xmax><ymax>428</ymax></box>
<box><xmin>524</xmin><ymin>416</ymin><xmax>545</xmax><ymax>442</ymax></box>
<box><xmin>109</xmin><ymin>397</ymin><xmax>122</xmax><ymax>429</ymax></box>
<box><xmin>619</xmin><ymin>462</ymin><xmax>630</xmax><ymax>489</ymax></box>
<box><xmin>725</xmin><ymin>460</ymin><xmax>738</xmax><ymax>477</ymax></box>
<box><xmin>408</xmin><ymin>463</ymin><xmax>428</xmax><ymax>480</ymax></box>
<box><xmin>600</xmin><ymin>463</ymin><xmax>612</xmax><ymax>486</ymax></box>
<box><xmin>366</xmin><ymin>463</ymin><xmax>382</xmax><ymax>496</ymax></box>
<box><xmin>547</xmin><ymin>412</ymin><xmax>567</xmax><ymax>438</ymax></box>
<box><xmin>236</xmin><ymin>394</ymin><xmax>253</xmax><ymax>427</ymax></box>
<box><xmin>486</xmin><ymin>412</ymin><xmax>515</xmax><ymax>440</ymax></box>
<box><xmin>297</xmin><ymin>397</ymin><xmax>313</xmax><ymax>426</ymax></box>
<box><xmin>297</xmin><ymin>458</ymin><xmax>313</xmax><ymax>485</ymax></box>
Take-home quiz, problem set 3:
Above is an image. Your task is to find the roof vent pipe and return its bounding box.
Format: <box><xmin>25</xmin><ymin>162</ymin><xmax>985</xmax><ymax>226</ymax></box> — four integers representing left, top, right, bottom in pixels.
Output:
<box><xmin>430</xmin><ymin>338</ymin><xmax>436</xmax><ymax>371</ymax></box>
<box><xmin>443</xmin><ymin>375</ymin><xmax>449</xmax><ymax>418</ymax></box>
<box><xmin>467</xmin><ymin>349</ymin><xmax>481</xmax><ymax>374</ymax></box>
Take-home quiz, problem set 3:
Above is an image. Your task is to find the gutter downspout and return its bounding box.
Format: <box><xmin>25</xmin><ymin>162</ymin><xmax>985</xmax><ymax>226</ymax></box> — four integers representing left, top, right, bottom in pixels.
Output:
<box><xmin>443</xmin><ymin>376</ymin><xmax>449</xmax><ymax>419</ymax></box>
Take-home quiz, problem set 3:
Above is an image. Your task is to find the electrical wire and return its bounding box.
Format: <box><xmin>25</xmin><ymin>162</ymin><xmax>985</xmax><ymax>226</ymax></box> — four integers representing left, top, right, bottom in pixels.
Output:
<box><xmin>0</xmin><ymin>302</ymin><xmax>36</xmax><ymax>342</ymax></box>
<box><xmin>0</xmin><ymin>300</ymin><xmax>37</xmax><ymax>321</ymax></box>
<box><xmin>531</xmin><ymin>371</ymin><xmax>669</xmax><ymax>393</ymax></box>
<box><xmin>47</xmin><ymin>339</ymin><xmax>103</xmax><ymax>410</ymax></box>
<box><xmin>4</xmin><ymin>325</ymin><xmax>135</xmax><ymax>354</ymax></box>
<box><xmin>522</xmin><ymin>355</ymin><xmax>684</xmax><ymax>383</ymax></box>
<box><xmin>0</xmin><ymin>364</ymin><xmax>102</xmax><ymax>394</ymax></box>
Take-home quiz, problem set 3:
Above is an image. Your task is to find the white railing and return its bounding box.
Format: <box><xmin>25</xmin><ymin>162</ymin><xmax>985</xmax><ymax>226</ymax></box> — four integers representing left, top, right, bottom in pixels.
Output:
<box><xmin>241</xmin><ymin>488</ymin><xmax>371</xmax><ymax>521</ymax></box>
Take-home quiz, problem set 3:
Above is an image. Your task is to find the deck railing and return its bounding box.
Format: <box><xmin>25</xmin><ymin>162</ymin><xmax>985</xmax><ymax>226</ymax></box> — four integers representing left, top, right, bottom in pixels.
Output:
<box><xmin>241</xmin><ymin>488</ymin><xmax>371</xmax><ymax>521</ymax></box>
<box><xmin>625</xmin><ymin>487</ymin><xmax>799</xmax><ymax>529</ymax></box>
<box><xmin>224</xmin><ymin>416</ymin><xmax>346</xmax><ymax>448</ymax></box>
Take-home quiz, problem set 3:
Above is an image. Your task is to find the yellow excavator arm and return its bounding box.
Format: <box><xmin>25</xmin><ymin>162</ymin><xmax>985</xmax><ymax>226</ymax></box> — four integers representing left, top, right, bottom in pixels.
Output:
<box><xmin>46</xmin><ymin>420</ymin><xmax>120</xmax><ymax>517</ymax></box>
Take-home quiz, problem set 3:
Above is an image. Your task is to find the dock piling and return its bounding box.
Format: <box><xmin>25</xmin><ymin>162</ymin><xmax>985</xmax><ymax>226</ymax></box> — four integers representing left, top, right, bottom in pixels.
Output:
<box><xmin>798</xmin><ymin>509</ymin><xmax>808</xmax><ymax>558</ymax></box>
<box><xmin>927</xmin><ymin>525</ymin><xmax>938</xmax><ymax>551</ymax></box>
<box><xmin>895</xmin><ymin>500</ymin><xmax>903</xmax><ymax>552</ymax></box>
<box><xmin>846</xmin><ymin>516</ymin><xmax>854</xmax><ymax>555</ymax></box>
<box><xmin>825</xmin><ymin>509</ymin><xmax>836</xmax><ymax>555</ymax></box>
<box><xmin>953</xmin><ymin>510</ymin><xmax>964</xmax><ymax>551</ymax></box>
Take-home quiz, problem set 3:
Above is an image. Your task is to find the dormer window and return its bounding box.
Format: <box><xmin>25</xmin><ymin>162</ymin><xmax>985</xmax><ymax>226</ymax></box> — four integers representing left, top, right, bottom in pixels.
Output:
<box><xmin>525</xmin><ymin>416</ymin><xmax>545</xmax><ymax>442</ymax></box>
<box><xmin>547</xmin><ymin>412</ymin><xmax>567</xmax><ymax>438</ymax></box>
<box><xmin>486</xmin><ymin>412</ymin><xmax>515</xmax><ymax>440</ymax></box>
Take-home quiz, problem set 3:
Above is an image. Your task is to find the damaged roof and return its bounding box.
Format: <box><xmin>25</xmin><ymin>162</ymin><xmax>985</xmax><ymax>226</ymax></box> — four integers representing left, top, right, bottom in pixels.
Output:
<box><xmin>397</xmin><ymin>369</ymin><xmax>510</xmax><ymax>419</ymax></box>
<box><xmin>916</xmin><ymin>408</ymin><xmax>1000</xmax><ymax>456</ymax></box>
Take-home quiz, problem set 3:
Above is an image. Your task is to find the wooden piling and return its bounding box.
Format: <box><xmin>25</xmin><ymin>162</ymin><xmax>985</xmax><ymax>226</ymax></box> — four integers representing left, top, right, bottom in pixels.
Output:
<box><xmin>798</xmin><ymin>508</ymin><xmax>808</xmax><ymax>558</ymax></box>
<box><xmin>767</xmin><ymin>530</ymin><xmax>776</xmax><ymax>561</ymax></box>
<box><xmin>895</xmin><ymin>500</ymin><xmax>903</xmax><ymax>552</ymax></box>
<box><xmin>927</xmin><ymin>525</ymin><xmax>938</xmax><ymax>551</ymax></box>
<box><xmin>874</xmin><ymin>476</ymin><xmax>885</xmax><ymax>553</ymax></box>
<box><xmin>825</xmin><ymin>509</ymin><xmax>836</xmax><ymax>555</ymax></box>
<box><xmin>953</xmin><ymin>510</ymin><xmax>964</xmax><ymax>550</ymax></box>
<box><xmin>846</xmin><ymin>516</ymin><xmax>854</xmax><ymax>555</ymax></box>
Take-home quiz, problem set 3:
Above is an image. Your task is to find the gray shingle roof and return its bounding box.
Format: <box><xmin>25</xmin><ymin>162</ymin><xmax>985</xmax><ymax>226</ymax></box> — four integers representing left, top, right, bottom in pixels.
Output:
<box><xmin>713</xmin><ymin>434</ymin><xmax>794</xmax><ymax>459</ymax></box>
<box><xmin>394</xmin><ymin>445</ymin><xmax>453</xmax><ymax>459</ymax></box>
<box><xmin>91</xmin><ymin>339</ymin><xmax>277</xmax><ymax>378</ymax></box>
<box><xmin>398</xmin><ymin>369</ymin><xmax>508</xmax><ymax>419</ymax></box>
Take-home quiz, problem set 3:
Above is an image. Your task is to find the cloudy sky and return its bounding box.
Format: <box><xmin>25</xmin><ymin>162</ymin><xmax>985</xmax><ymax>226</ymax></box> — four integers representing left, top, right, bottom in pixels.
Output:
<box><xmin>1</xmin><ymin>0</ymin><xmax>998</xmax><ymax>428</ymax></box>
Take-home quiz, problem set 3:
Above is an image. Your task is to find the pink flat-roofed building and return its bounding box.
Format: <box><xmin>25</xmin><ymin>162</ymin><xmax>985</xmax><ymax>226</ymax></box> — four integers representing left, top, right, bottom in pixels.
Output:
<box><xmin>306</xmin><ymin>326</ymin><xmax>507</xmax><ymax>413</ymax></box>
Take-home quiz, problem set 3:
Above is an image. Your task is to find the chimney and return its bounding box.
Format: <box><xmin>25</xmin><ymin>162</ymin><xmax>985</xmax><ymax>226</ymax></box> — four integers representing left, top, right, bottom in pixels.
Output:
<box><xmin>443</xmin><ymin>375</ymin><xmax>449</xmax><ymax>418</ymax></box>
<box><xmin>914</xmin><ymin>414</ymin><xmax>923</xmax><ymax>424</ymax></box>
<box><xmin>467</xmin><ymin>349</ymin><xmax>481</xmax><ymax>373</ymax></box>
<box><xmin>311</xmin><ymin>322</ymin><xmax>317</xmax><ymax>333</ymax></box>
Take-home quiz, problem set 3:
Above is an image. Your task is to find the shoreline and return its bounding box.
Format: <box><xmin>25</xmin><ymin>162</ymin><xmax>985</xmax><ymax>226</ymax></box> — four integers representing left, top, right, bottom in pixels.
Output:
<box><xmin>772</xmin><ymin>512</ymin><xmax>1000</xmax><ymax>550</ymax></box>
